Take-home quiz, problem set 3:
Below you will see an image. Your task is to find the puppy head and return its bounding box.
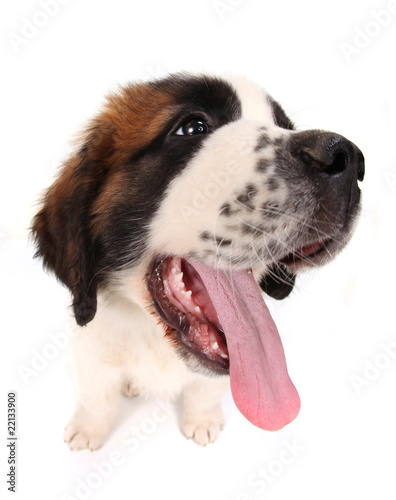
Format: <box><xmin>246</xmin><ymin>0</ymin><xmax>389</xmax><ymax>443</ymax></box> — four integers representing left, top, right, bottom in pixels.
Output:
<box><xmin>32</xmin><ymin>72</ymin><xmax>364</xmax><ymax>324</ymax></box>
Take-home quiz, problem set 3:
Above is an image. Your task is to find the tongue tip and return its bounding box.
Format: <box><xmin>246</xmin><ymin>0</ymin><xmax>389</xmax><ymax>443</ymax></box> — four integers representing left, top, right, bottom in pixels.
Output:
<box><xmin>232</xmin><ymin>384</ymin><xmax>301</xmax><ymax>432</ymax></box>
<box><xmin>240</xmin><ymin>402</ymin><xmax>301</xmax><ymax>431</ymax></box>
<box><xmin>255</xmin><ymin>403</ymin><xmax>301</xmax><ymax>432</ymax></box>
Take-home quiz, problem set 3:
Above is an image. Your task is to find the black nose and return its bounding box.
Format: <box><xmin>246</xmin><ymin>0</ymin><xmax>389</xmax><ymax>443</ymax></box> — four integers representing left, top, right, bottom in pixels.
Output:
<box><xmin>291</xmin><ymin>131</ymin><xmax>365</xmax><ymax>184</ymax></box>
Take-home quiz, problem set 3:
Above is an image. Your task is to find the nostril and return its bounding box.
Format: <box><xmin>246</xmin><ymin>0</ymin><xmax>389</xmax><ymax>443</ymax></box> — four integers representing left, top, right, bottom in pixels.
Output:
<box><xmin>292</xmin><ymin>131</ymin><xmax>364</xmax><ymax>182</ymax></box>
<box><xmin>325</xmin><ymin>151</ymin><xmax>348</xmax><ymax>176</ymax></box>
<box><xmin>300</xmin><ymin>149</ymin><xmax>347</xmax><ymax>176</ymax></box>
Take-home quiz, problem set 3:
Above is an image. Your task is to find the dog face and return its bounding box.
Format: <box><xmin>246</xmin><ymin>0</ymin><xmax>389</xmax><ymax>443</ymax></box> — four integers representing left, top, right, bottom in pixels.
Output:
<box><xmin>32</xmin><ymin>74</ymin><xmax>364</xmax><ymax>431</ymax></box>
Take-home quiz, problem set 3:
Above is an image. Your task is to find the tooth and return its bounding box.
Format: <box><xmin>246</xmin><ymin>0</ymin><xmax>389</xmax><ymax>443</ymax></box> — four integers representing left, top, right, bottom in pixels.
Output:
<box><xmin>171</xmin><ymin>267</ymin><xmax>177</xmax><ymax>274</ymax></box>
<box><xmin>195</xmin><ymin>306</ymin><xmax>201</xmax><ymax>313</ymax></box>
<box><xmin>184</xmin><ymin>290</ymin><xmax>192</xmax><ymax>299</ymax></box>
<box><xmin>220</xmin><ymin>353</ymin><xmax>228</xmax><ymax>359</ymax></box>
<box><xmin>211</xmin><ymin>342</ymin><xmax>219</xmax><ymax>350</ymax></box>
<box><xmin>176</xmin><ymin>272</ymin><xmax>183</xmax><ymax>282</ymax></box>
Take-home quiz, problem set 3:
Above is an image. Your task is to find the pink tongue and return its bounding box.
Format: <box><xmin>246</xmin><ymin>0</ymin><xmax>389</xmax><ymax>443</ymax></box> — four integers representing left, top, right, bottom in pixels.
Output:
<box><xmin>190</xmin><ymin>261</ymin><xmax>301</xmax><ymax>431</ymax></box>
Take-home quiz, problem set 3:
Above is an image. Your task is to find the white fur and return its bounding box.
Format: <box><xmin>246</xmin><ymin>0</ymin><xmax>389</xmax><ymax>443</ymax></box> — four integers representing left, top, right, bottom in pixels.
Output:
<box><xmin>226</xmin><ymin>75</ymin><xmax>274</xmax><ymax>123</ymax></box>
<box><xmin>64</xmin><ymin>291</ymin><xmax>230</xmax><ymax>449</ymax></box>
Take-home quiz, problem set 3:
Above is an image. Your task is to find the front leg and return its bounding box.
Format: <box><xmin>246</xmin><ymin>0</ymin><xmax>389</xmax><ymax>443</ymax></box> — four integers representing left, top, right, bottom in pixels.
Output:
<box><xmin>64</xmin><ymin>337</ymin><xmax>124</xmax><ymax>451</ymax></box>
<box><xmin>182</xmin><ymin>375</ymin><xmax>229</xmax><ymax>446</ymax></box>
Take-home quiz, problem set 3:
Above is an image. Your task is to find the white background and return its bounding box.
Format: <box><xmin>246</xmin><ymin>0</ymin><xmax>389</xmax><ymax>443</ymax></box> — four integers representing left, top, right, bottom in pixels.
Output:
<box><xmin>1</xmin><ymin>0</ymin><xmax>396</xmax><ymax>499</ymax></box>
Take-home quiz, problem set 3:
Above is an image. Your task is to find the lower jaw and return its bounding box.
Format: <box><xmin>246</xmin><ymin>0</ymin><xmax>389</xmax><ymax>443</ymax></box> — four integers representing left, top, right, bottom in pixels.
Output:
<box><xmin>174</xmin><ymin>334</ymin><xmax>230</xmax><ymax>375</ymax></box>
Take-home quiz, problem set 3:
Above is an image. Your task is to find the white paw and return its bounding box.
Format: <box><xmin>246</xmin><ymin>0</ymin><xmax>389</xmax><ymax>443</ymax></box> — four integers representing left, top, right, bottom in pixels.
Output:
<box><xmin>64</xmin><ymin>423</ymin><xmax>103</xmax><ymax>451</ymax></box>
<box><xmin>63</xmin><ymin>410</ymin><xmax>107</xmax><ymax>451</ymax></box>
<box><xmin>182</xmin><ymin>413</ymin><xmax>225</xmax><ymax>446</ymax></box>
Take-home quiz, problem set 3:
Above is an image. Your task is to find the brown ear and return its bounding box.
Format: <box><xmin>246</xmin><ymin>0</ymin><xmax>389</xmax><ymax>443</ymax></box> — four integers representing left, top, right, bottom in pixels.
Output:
<box><xmin>32</xmin><ymin>121</ymin><xmax>114</xmax><ymax>326</ymax></box>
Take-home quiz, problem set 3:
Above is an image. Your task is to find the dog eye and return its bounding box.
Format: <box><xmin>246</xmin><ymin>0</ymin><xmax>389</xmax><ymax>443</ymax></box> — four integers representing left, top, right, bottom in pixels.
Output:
<box><xmin>175</xmin><ymin>119</ymin><xmax>209</xmax><ymax>136</ymax></box>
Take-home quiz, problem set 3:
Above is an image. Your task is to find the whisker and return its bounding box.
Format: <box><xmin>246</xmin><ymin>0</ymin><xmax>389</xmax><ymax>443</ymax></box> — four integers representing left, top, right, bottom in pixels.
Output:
<box><xmin>248</xmin><ymin>238</ymin><xmax>293</xmax><ymax>288</ymax></box>
<box><xmin>234</xmin><ymin>194</ymin><xmax>346</xmax><ymax>248</ymax></box>
<box><xmin>258</xmin><ymin>205</ymin><xmax>336</xmax><ymax>241</ymax></box>
<box><xmin>240</xmin><ymin>217</ymin><xmax>319</xmax><ymax>267</ymax></box>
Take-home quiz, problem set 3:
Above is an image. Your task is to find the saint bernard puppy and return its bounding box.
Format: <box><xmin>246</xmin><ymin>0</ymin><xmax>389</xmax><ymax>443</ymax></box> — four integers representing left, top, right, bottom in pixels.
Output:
<box><xmin>32</xmin><ymin>73</ymin><xmax>364</xmax><ymax>449</ymax></box>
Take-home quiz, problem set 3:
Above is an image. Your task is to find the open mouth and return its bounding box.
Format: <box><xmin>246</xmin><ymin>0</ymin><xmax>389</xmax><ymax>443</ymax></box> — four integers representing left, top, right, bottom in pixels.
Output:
<box><xmin>280</xmin><ymin>238</ymin><xmax>332</xmax><ymax>267</ymax></box>
<box><xmin>148</xmin><ymin>256</ymin><xmax>230</xmax><ymax>372</ymax></box>
<box><xmin>147</xmin><ymin>255</ymin><xmax>301</xmax><ymax>431</ymax></box>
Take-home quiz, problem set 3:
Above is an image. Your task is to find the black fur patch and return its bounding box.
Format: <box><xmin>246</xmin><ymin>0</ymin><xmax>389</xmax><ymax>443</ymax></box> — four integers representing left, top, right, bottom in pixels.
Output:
<box><xmin>200</xmin><ymin>231</ymin><xmax>232</xmax><ymax>247</ymax></box>
<box><xmin>255</xmin><ymin>132</ymin><xmax>271</xmax><ymax>151</ymax></box>
<box><xmin>236</xmin><ymin>184</ymin><xmax>258</xmax><ymax>206</ymax></box>
<box><xmin>267</xmin><ymin>95</ymin><xmax>295</xmax><ymax>131</ymax></box>
<box><xmin>266</xmin><ymin>177</ymin><xmax>280</xmax><ymax>191</ymax></box>
<box><xmin>220</xmin><ymin>203</ymin><xmax>232</xmax><ymax>216</ymax></box>
<box><xmin>256</xmin><ymin>159</ymin><xmax>271</xmax><ymax>173</ymax></box>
